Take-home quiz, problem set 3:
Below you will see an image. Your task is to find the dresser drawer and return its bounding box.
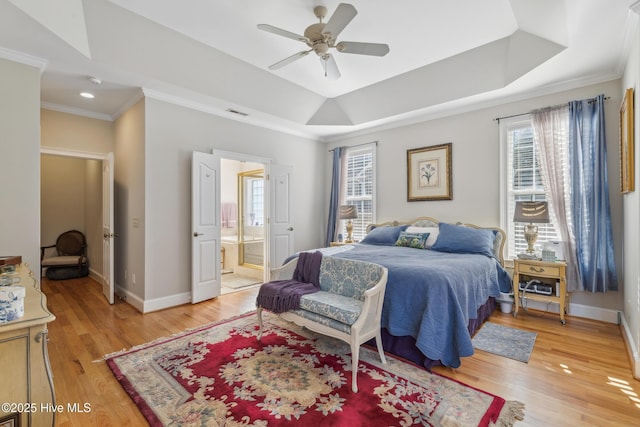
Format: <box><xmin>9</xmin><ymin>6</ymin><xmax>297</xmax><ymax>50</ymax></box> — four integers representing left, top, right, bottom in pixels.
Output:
<box><xmin>520</xmin><ymin>263</ymin><xmax>560</xmax><ymax>278</ymax></box>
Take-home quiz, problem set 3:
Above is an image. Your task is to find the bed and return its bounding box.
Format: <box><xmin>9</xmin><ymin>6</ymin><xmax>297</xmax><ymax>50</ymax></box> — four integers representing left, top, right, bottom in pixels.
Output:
<box><xmin>286</xmin><ymin>217</ymin><xmax>512</xmax><ymax>370</ymax></box>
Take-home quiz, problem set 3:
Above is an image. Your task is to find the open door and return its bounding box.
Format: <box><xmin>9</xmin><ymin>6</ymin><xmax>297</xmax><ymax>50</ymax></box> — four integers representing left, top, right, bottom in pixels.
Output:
<box><xmin>102</xmin><ymin>152</ymin><xmax>115</xmax><ymax>304</ymax></box>
<box><xmin>192</xmin><ymin>151</ymin><xmax>221</xmax><ymax>303</ymax></box>
<box><xmin>268</xmin><ymin>164</ymin><xmax>294</xmax><ymax>271</ymax></box>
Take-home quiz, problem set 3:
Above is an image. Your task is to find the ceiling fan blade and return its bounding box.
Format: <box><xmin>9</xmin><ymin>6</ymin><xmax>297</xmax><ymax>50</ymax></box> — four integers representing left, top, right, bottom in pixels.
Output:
<box><xmin>336</xmin><ymin>41</ymin><xmax>390</xmax><ymax>56</ymax></box>
<box><xmin>268</xmin><ymin>50</ymin><xmax>311</xmax><ymax>70</ymax></box>
<box><xmin>322</xmin><ymin>3</ymin><xmax>357</xmax><ymax>40</ymax></box>
<box><xmin>320</xmin><ymin>54</ymin><xmax>341</xmax><ymax>80</ymax></box>
<box><xmin>257</xmin><ymin>24</ymin><xmax>309</xmax><ymax>43</ymax></box>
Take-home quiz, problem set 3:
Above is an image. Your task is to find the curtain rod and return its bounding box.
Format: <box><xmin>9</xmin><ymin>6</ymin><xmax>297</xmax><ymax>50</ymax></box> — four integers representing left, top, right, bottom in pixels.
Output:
<box><xmin>328</xmin><ymin>141</ymin><xmax>378</xmax><ymax>152</ymax></box>
<box><xmin>494</xmin><ymin>95</ymin><xmax>610</xmax><ymax>123</ymax></box>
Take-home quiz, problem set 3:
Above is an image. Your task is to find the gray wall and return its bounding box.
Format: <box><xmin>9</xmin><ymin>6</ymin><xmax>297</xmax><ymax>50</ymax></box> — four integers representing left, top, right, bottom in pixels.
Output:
<box><xmin>326</xmin><ymin>79</ymin><xmax>625</xmax><ymax>317</ymax></box>
<box><xmin>622</xmin><ymin>18</ymin><xmax>640</xmax><ymax>378</ymax></box>
<box><xmin>0</xmin><ymin>59</ymin><xmax>41</xmax><ymax>270</ymax></box>
<box><xmin>114</xmin><ymin>99</ymin><xmax>146</xmax><ymax>300</ymax></box>
<box><xmin>138</xmin><ymin>97</ymin><xmax>326</xmax><ymax>305</ymax></box>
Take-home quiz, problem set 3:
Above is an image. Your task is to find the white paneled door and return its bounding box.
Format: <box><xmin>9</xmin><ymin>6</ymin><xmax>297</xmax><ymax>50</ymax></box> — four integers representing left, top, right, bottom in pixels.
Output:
<box><xmin>102</xmin><ymin>152</ymin><xmax>115</xmax><ymax>304</ymax></box>
<box><xmin>191</xmin><ymin>151</ymin><xmax>221</xmax><ymax>303</ymax></box>
<box><xmin>268</xmin><ymin>164</ymin><xmax>294</xmax><ymax>270</ymax></box>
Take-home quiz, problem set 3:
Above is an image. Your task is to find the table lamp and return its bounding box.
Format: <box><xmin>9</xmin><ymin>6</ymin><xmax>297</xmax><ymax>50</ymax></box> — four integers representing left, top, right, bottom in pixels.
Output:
<box><xmin>513</xmin><ymin>201</ymin><xmax>549</xmax><ymax>254</ymax></box>
<box><xmin>339</xmin><ymin>205</ymin><xmax>358</xmax><ymax>243</ymax></box>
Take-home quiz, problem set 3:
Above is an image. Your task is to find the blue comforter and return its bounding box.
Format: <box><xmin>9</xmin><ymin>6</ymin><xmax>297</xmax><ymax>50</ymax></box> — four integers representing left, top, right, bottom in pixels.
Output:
<box><xmin>297</xmin><ymin>244</ymin><xmax>512</xmax><ymax>368</ymax></box>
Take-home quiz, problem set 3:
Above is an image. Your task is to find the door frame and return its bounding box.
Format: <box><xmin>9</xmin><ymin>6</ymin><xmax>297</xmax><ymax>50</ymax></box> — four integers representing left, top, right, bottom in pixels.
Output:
<box><xmin>237</xmin><ymin>168</ymin><xmax>265</xmax><ymax>268</ymax></box>
<box><xmin>215</xmin><ymin>150</ymin><xmax>272</xmax><ymax>280</ymax></box>
<box><xmin>40</xmin><ymin>147</ymin><xmax>115</xmax><ymax>301</ymax></box>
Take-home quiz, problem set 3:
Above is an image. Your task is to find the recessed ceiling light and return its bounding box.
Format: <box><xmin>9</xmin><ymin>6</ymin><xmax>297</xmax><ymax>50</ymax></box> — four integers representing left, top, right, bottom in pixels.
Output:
<box><xmin>80</xmin><ymin>92</ymin><xmax>95</xmax><ymax>99</ymax></box>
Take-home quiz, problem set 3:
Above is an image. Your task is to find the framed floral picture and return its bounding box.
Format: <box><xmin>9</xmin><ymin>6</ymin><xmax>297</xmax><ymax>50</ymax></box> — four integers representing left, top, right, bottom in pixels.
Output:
<box><xmin>407</xmin><ymin>143</ymin><xmax>452</xmax><ymax>201</ymax></box>
<box><xmin>620</xmin><ymin>87</ymin><xmax>634</xmax><ymax>193</ymax></box>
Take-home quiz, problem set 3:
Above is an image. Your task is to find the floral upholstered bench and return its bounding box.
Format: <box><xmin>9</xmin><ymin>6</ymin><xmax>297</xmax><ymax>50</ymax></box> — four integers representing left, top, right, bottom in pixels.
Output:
<box><xmin>257</xmin><ymin>255</ymin><xmax>388</xmax><ymax>393</ymax></box>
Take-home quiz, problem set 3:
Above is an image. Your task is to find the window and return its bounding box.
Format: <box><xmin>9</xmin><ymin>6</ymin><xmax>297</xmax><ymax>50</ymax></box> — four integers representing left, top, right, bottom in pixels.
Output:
<box><xmin>500</xmin><ymin>117</ymin><xmax>559</xmax><ymax>259</ymax></box>
<box><xmin>250</xmin><ymin>178</ymin><xmax>264</xmax><ymax>226</ymax></box>
<box><xmin>240</xmin><ymin>171</ymin><xmax>264</xmax><ymax>227</ymax></box>
<box><xmin>343</xmin><ymin>144</ymin><xmax>376</xmax><ymax>242</ymax></box>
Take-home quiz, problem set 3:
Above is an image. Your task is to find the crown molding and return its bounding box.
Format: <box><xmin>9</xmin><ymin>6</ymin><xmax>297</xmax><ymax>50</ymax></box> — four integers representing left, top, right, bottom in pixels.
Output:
<box><xmin>41</xmin><ymin>102</ymin><xmax>113</xmax><ymax>121</ymax></box>
<box><xmin>38</xmin><ymin>71</ymin><xmax>625</xmax><ymax>143</ymax></box>
<box><xmin>620</xmin><ymin>3</ymin><xmax>640</xmax><ymax>75</ymax></box>
<box><xmin>0</xmin><ymin>46</ymin><xmax>47</xmax><ymax>72</ymax></box>
<box><xmin>320</xmin><ymin>72</ymin><xmax>623</xmax><ymax>143</ymax></box>
<box><xmin>141</xmin><ymin>88</ymin><xmax>319</xmax><ymax>141</ymax></box>
<box><xmin>111</xmin><ymin>89</ymin><xmax>145</xmax><ymax>121</ymax></box>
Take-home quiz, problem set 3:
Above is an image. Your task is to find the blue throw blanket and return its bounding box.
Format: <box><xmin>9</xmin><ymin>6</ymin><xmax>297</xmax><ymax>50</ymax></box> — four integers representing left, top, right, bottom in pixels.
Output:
<box><xmin>256</xmin><ymin>251</ymin><xmax>322</xmax><ymax>313</ymax></box>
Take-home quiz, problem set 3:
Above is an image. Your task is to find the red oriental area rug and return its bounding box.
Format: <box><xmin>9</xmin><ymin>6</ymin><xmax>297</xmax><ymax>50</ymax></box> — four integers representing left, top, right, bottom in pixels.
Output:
<box><xmin>105</xmin><ymin>311</ymin><xmax>524</xmax><ymax>426</ymax></box>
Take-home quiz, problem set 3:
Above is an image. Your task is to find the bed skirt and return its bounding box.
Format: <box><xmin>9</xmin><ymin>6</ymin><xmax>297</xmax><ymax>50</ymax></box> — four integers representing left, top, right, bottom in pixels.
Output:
<box><xmin>370</xmin><ymin>297</ymin><xmax>497</xmax><ymax>370</ymax></box>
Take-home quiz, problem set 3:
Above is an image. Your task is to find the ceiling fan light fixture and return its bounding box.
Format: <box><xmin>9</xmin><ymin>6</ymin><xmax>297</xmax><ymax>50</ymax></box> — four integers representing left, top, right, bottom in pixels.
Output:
<box><xmin>258</xmin><ymin>3</ymin><xmax>389</xmax><ymax>79</ymax></box>
<box><xmin>313</xmin><ymin>43</ymin><xmax>329</xmax><ymax>56</ymax></box>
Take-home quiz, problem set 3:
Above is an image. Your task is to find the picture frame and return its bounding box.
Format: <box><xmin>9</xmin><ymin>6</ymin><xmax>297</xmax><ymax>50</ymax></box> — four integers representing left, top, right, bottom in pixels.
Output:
<box><xmin>620</xmin><ymin>87</ymin><xmax>635</xmax><ymax>193</ymax></box>
<box><xmin>407</xmin><ymin>143</ymin><xmax>452</xmax><ymax>201</ymax></box>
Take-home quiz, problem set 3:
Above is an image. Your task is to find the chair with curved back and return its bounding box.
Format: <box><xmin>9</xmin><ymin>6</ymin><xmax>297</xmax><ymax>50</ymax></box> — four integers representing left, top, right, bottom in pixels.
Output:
<box><xmin>40</xmin><ymin>230</ymin><xmax>88</xmax><ymax>279</ymax></box>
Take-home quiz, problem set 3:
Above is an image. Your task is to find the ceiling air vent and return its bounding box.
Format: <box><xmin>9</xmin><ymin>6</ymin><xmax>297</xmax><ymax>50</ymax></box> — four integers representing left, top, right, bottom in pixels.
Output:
<box><xmin>226</xmin><ymin>108</ymin><xmax>248</xmax><ymax>117</ymax></box>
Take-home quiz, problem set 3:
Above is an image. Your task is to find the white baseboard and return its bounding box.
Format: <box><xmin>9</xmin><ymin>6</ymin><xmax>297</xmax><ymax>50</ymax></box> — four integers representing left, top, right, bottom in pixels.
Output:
<box><xmin>517</xmin><ymin>298</ymin><xmax>639</xmax><ymax>377</ymax></box>
<box><xmin>620</xmin><ymin>315</ymin><xmax>640</xmax><ymax>380</ymax></box>
<box><xmin>518</xmin><ymin>297</ymin><xmax>620</xmax><ymax>324</ymax></box>
<box><xmin>88</xmin><ymin>268</ymin><xmax>103</xmax><ymax>283</ymax></box>
<box><xmin>113</xmin><ymin>283</ymin><xmax>191</xmax><ymax>313</ymax></box>
<box><xmin>114</xmin><ymin>284</ymin><xmax>144</xmax><ymax>312</ymax></box>
<box><xmin>568</xmin><ymin>302</ymin><xmax>621</xmax><ymax>324</ymax></box>
<box><xmin>141</xmin><ymin>292</ymin><xmax>192</xmax><ymax>313</ymax></box>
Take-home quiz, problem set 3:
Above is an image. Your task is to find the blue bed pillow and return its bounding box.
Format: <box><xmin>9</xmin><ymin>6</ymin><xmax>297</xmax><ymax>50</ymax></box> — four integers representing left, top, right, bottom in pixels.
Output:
<box><xmin>360</xmin><ymin>225</ymin><xmax>409</xmax><ymax>246</ymax></box>
<box><xmin>430</xmin><ymin>222</ymin><xmax>495</xmax><ymax>257</ymax></box>
<box><xmin>394</xmin><ymin>231</ymin><xmax>430</xmax><ymax>249</ymax></box>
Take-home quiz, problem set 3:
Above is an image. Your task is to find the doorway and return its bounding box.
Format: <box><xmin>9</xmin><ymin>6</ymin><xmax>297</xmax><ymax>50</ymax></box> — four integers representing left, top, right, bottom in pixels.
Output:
<box><xmin>40</xmin><ymin>148</ymin><xmax>115</xmax><ymax>304</ymax></box>
<box><xmin>220</xmin><ymin>159</ymin><xmax>265</xmax><ymax>294</ymax></box>
<box><xmin>191</xmin><ymin>150</ymin><xmax>293</xmax><ymax>302</ymax></box>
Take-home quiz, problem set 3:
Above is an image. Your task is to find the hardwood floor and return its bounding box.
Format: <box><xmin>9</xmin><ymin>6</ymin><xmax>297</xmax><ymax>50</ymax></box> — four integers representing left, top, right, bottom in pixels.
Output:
<box><xmin>42</xmin><ymin>276</ymin><xmax>639</xmax><ymax>426</ymax></box>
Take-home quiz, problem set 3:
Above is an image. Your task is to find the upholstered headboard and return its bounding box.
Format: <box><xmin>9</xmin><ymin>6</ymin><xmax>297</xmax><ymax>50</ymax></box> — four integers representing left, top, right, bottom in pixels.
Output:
<box><xmin>365</xmin><ymin>217</ymin><xmax>506</xmax><ymax>266</ymax></box>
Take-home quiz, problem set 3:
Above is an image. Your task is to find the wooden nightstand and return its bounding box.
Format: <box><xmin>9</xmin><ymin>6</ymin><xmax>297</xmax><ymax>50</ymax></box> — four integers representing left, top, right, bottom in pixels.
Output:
<box><xmin>513</xmin><ymin>258</ymin><xmax>568</xmax><ymax>324</ymax></box>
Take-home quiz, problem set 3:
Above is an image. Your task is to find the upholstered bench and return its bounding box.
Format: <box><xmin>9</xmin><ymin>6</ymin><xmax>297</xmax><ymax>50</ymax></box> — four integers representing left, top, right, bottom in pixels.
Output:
<box><xmin>257</xmin><ymin>255</ymin><xmax>388</xmax><ymax>392</ymax></box>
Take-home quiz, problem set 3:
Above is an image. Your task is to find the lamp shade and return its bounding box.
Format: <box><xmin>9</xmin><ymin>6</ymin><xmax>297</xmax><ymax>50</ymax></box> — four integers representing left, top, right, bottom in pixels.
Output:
<box><xmin>339</xmin><ymin>205</ymin><xmax>358</xmax><ymax>220</ymax></box>
<box><xmin>513</xmin><ymin>201</ymin><xmax>549</xmax><ymax>223</ymax></box>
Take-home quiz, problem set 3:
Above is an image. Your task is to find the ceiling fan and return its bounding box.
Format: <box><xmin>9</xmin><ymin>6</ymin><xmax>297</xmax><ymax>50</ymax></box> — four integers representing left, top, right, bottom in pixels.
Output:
<box><xmin>257</xmin><ymin>3</ymin><xmax>390</xmax><ymax>79</ymax></box>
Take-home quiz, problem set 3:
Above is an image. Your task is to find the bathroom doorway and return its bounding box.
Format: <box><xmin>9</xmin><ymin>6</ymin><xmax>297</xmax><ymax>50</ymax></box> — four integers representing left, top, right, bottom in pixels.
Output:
<box><xmin>220</xmin><ymin>159</ymin><xmax>265</xmax><ymax>294</ymax></box>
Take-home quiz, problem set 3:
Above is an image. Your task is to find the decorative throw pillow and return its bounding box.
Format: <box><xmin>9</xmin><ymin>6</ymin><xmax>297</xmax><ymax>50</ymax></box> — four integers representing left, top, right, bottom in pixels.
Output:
<box><xmin>406</xmin><ymin>226</ymin><xmax>439</xmax><ymax>248</ymax></box>
<box><xmin>430</xmin><ymin>222</ymin><xmax>495</xmax><ymax>257</ymax></box>
<box><xmin>360</xmin><ymin>225</ymin><xmax>409</xmax><ymax>246</ymax></box>
<box><xmin>394</xmin><ymin>231</ymin><xmax>430</xmax><ymax>249</ymax></box>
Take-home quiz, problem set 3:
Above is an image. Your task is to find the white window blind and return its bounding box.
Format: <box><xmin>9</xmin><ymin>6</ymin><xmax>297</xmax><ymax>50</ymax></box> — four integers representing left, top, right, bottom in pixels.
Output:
<box><xmin>343</xmin><ymin>144</ymin><xmax>376</xmax><ymax>242</ymax></box>
<box><xmin>501</xmin><ymin>117</ymin><xmax>559</xmax><ymax>259</ymax></box>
